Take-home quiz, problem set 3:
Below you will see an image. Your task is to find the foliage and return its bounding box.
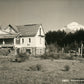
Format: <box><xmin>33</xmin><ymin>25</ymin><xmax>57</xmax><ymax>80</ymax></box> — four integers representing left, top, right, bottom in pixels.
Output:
<box><xmin>40</xmin><ymin>53</ymin><xmax>60</xmax><ymax>59</ymax></box>
<box><xmin>64</xmin><ymin>65</ymin><xmax>70</xmax><ymax>71</ymax></box>
<box><xmin>9</xmin><ymin>53</ymin><xmax>29</xmax><ymax>62</ymax></box>
<box><xmin>40</xmin><ymin>52</ymin><xmax>76</xmax><ymax>60</ymax></box>
<box><xmin>28</xmin><ymin>64</ymin><xmax>42</xmax><ymax>71</ymax></box>
<box><xmin>0</xmin><ymin>48</ymin><xmax>11</xmax><ymax>56</ymax></box>
<box><xmin>45</xmin><ymin>30</ymin><xmax>66</xmax><ymax>46</ymax></box>
<box><xmin>45</xmin><ymin>29</ymin><xmax>84</xmax><ymax>51</ymax></box>
<box><xmin>0</xmin><ymin>58</ymin><xmax>83</xmax><ymax>84</ymax></box>
<box><xmin>46</xmin><ymin>44</ymin><xmax>61</xmax><ymax>53</ymax></box>
<box><xmin>17</xmin><ymin>53</ymin><xmax>30</xmax><ymax>62</ymax></box>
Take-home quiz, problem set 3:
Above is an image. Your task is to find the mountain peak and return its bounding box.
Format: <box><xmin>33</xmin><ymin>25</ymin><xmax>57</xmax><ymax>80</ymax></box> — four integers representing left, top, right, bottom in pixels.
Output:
<box><xmin>68</xmin><ymin>22</ymin><xmax>79</xmax><ymax>25</ymax></box>
<box><xmin>60</xmin><ymin>22</ymin><xmax>84</xmax><ymax>33</ymax></box>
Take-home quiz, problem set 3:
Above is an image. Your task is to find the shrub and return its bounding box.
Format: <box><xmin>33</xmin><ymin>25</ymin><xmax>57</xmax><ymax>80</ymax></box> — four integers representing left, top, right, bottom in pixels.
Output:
<box><xmin>16</xmin><ymin>53</ymin><xmax>30</xmax><ymax>62</ymax></box>
<box><xmin>9</xmin><ymin>53</ymin><xmax>30</xmax><ymax>62</ymax></box>
<box><xmin>40</xmin><ymin>53</ymin><xmax>77</xmax><ymax>60</ymax></box>
<box><xmin>40</xmin><ymin>53</ymin><xmax>60</xmax><ymax>59</ymax></box>
<box><xmin>64</xmin><ymin>65</ymin><xmax>70</xmax><ymax>71</ymax></box>
<box><xmin>40</xmin><ymin>54</ymin><xmax>48</xmax><ymax>59</ymax></box>
<box><xmin>0</xmin><ymin>48</ymin><xmax>11</xmax><ymax>56</ymax></box>
<box><xmin>68</xmin><ymin>55</ymin><xmax>75</xmax><ymax>60</ymax></box>
<box><xmin>58</xmin><ymin>53</ymin><xmax>76</xmax><ymax>60</ymax></box>
<box><xmin>49</xmin><ymin>53</ymin><xmax>59</xmax><ymax>59</ymax></box>
<box><xmin>28</xmin><ymin>64</ymin><xmax>42</xmax><ymax>71</ymax></box>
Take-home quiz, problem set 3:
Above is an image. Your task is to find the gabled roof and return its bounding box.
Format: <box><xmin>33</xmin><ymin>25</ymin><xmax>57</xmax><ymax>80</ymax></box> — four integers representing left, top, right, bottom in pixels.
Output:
<box><xmin>0</xmin><ymin>34</ymin><xmax>17</xmax><ymax>39</ymax></box>
<box><xmin>9</xmin><ymin>24</ymin><xmax>18</xmax><ymax>33</ymax></box>
<box><xmin>11</xmin><ymin>24</ymin><xmax>41</xmax><ymax>37</ymax></box>
<box><xmin>0</xmin><ymin>24</ymin><xmax>42</xmax><ymax>38</ymax></box>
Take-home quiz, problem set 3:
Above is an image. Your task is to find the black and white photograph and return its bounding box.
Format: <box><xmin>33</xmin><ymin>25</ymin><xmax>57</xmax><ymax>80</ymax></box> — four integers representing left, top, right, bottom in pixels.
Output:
<box><xmin>0</xmin><ymin>0</ymin><xmax>84</xmax><ymax>84</ymax></box>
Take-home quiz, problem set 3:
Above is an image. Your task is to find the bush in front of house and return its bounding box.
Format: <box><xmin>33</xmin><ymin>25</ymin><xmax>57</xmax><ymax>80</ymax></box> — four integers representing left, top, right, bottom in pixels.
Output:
<box><xmin>9</xmin><ymin>53</ymin><xmax>30</xmax><ymax>62</ymax></box>
<box><xmin>0</xmin><ymin>48</ymin><xmax>11</xmax><ymax>56</ymax></box>
<box><xmin>16</xmin><ymin>53</ymin><xmax>30</xmax><ymax>62</ymax></box>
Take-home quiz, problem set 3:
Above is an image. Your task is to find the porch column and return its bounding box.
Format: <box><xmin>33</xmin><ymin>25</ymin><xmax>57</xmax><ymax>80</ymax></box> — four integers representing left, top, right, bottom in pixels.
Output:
<box><xmin>3</xmin><ymin>40</ymin><xmax>5</xmax><ymax>45</ymax></box>
<box><xmin>14</xmin><ymin>38</ymin><xmax>16</xmax><ymax>45</ymax></box>
<box><xmin>78</xmin><ymin>48</ymin><xmax>80</xmax><ymax>56</ymax></box>
<box><xmin>15</xmin><ymin>48</ymin><xmax>17</xmax><ymax>55</ymax></box>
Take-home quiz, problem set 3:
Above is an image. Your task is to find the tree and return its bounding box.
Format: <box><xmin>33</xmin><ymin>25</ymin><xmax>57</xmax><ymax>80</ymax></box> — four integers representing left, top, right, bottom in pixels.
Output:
<box><xmin>45</xmin><ymin>29</ymin><xmax>84</xmax><ymax>51</ymax></box>
<box><xmin>45</xmin><ymin>30</ymin><xmax>66</xmax><ymax>46</ymax></box>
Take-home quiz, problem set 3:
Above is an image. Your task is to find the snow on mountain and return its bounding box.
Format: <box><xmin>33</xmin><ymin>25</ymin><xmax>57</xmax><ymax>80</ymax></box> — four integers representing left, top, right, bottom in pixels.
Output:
<box><xmin>60</xmin><ymin>22</ymin><xmax>84</xmax><ymax>33</ymax></box>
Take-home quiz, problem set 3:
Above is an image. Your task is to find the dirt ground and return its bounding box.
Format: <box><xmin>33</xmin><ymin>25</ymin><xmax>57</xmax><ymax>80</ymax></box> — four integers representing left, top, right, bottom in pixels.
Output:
<box><xmin>0</xmin><ymin>56</ymin><xmax>84</xmax><ymax>84</ymax></box>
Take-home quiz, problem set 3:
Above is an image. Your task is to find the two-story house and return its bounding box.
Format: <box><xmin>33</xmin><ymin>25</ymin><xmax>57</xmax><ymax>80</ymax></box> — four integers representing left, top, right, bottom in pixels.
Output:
<box><xmin>0</xmin><ymin>24</ymin><xmax>45</xmax><ymax>55</ymax></box>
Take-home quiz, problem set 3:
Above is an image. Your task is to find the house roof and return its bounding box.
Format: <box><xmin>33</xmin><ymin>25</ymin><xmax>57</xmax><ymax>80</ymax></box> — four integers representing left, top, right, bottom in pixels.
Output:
<box><xmin>9</xmin><ymin>24</ymin><xmax>18</xmax><ymax>33</ymax></box>
<box><xmin>16</xmin><ymin>24</ymin><xmax>40</xmax><ymax>37</ymax></box>
<box><xmin>0</xmin><ymin>24</ymin><xmax>42</xmax><ymax>39</ymax></box>
<box><xmin>0</xmin><ymin>34</ymin><xmax>17</xmax><ymax>39</ymax></box>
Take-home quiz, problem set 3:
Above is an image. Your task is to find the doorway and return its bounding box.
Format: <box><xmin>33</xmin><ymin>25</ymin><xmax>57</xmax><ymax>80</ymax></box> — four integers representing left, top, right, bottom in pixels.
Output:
<box><xmin>26</xmin><ymin>49</ymin><xmax>31</xmax><ymax>54</ymax></box>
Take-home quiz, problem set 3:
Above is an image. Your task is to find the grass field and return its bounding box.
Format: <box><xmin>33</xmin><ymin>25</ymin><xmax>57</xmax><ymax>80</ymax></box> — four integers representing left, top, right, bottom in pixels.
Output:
<box><xmin>0</xmin><ymin>56</ymin><xmax>84</xmax><ymax>84</ymax></box>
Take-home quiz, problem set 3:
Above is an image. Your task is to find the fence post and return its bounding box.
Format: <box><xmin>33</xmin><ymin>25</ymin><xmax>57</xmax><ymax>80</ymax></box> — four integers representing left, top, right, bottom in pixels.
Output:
<box><xmin>81</xmin><ymin>42</ymin><xmax>83</xmax><ymax>57</ymax></box>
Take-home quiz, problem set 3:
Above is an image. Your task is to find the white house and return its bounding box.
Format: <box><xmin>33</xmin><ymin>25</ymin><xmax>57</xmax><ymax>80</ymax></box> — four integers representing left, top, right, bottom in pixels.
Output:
<box><xmin>0</xmin><ymin>24</ymin><xmax>45</xmax><ymax>55</ymax></box>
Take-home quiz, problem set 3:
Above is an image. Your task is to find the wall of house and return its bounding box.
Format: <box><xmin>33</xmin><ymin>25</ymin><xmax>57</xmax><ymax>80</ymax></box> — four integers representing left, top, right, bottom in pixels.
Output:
<box><xmin>14</xmin><ymin>36</ymin><xmax>45</xmax><ymax>47</ymax></box>
<box><xmin>35</xmin><ymin>25</ymin><xmax>45</xmax><ymax>48</ymax></box>
<box><xmin>16</xmin><ymin>47</ymin><xmax>45</xmax><ymax>56</ymax></box>
<box><xmin>14</xmin><ymin>37</ymin><xmax>36</xmax><ymax>48</ymax></box>
<box><xmin>14</xmin><ymin>36</ymin><xmax>45</xmax><ymax>55</ymax></box>
<box><xmin>35</xmin><ymin>47</ymin><xmax>45</xmax><ymax>55</ymax></box>
<box><xmin>36</xmin><ymin>26</ymin><xmax>45</xmax><ymax>36</ymax></box>
<box><xmin>35</xmin><ymin>36</ymin><xmax>45</xmax><ymax>48</ymax></box>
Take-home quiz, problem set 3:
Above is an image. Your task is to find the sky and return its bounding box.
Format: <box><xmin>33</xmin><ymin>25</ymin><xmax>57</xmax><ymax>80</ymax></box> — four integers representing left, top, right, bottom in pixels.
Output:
<box><xmin>0</xmin><ymin>0</ymin><xmax>84</xmax><ymax>32</ymax></box>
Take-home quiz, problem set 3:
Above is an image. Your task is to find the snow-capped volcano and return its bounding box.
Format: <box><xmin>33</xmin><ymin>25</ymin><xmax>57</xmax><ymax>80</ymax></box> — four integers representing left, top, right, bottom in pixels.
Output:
<box><xmin>60</xmin><ymin>22</ymin><xmax>84</xmax><ymax>33</ymax></box>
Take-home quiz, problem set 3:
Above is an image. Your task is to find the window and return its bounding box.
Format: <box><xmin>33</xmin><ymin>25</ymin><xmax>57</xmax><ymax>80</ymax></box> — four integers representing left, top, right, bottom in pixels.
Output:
<box><xmin>16</xmin><ymin>38</ymin><xmax>20</xmax><ymax>44</ymax></box>
<box><xmin>29</xmin><ymin>38</ymin><xmax>31</xmax><ymax>43</ymax></box>
<box><xmin>26</xmin><ymin>49</ymin><xmax>31</xmax><ymax>54</ymax></box>
<box><xmin>22</xmin><ymin>38</ymin><xmax>24</xmax><ymax>44</ymax></box>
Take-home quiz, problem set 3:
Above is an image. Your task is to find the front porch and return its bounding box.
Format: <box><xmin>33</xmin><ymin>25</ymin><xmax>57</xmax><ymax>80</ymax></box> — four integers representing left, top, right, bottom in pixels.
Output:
<box><xmin>0</xmin><ymin>38</ymin><xmax>14</xmax><ymax>48</ymax></box>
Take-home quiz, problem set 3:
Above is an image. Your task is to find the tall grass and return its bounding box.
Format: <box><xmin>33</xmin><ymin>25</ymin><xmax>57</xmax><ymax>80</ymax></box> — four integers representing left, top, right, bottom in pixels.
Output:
<box><xmin>40</xmin><ymin>53</ymin><xmax>76</xmax><ymax>60</ymax></box>
<box><xmin>0</xmin><ymin>57</ymin><xmax>82</xmax><ymax>84</ymax></box>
